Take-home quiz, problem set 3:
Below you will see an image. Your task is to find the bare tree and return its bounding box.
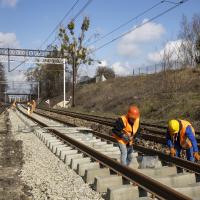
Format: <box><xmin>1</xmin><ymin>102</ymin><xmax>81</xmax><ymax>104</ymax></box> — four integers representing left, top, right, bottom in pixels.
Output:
<box><xmin>0</xmin><ymin>63</ymin><xmax>6</xmax><ymax>102</ymax></box>
<box><xmin>179</xmin><ymin>14</ymin><xmax>200</xmax><ymax>66</ymax></box>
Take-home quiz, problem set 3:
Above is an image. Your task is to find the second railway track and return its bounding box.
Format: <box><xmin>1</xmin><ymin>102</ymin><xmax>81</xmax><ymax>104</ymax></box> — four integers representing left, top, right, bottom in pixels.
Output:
<box><xmin>17</xmin><ymin>104</ymin><xmax>200</xmax><ymax>200</ymax></box>
<box><xmin>36</xmin><ymin>106</ymin><xmax>200</xmax><ymax>134</ymax></box>
<box><xmin>35</xmin><ymin>106</ymin><xmax>200</xmax><ymax>148</ymax></box>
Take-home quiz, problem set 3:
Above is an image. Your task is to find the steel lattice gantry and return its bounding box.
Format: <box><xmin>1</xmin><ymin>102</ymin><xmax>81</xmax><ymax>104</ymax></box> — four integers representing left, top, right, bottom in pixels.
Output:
<box><xmin>0</xmin><ymin>47</ymin><xmax>63</xmax><ymax>71</ymax></box>
<box><xmin>0</xmin><ymin>48</ymin><xmax>62</xmax><ymax>58</ymax></box>
<box><xmin>0</xmin><ymin>47</ymin><xmax>67</xmax><ymax>107</ymax></box>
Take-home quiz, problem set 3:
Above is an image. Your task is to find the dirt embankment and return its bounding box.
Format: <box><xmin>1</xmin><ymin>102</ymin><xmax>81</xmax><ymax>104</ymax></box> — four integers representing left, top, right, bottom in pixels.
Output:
<box><xmin>45</xmin><ymin>68</ymin><xmax>200</xmax><ymax>128</ymax></box>
<box><xmin>0</xmin><ymin>111</ymin><xmax>31</xmax><ymax>200</ymax></box>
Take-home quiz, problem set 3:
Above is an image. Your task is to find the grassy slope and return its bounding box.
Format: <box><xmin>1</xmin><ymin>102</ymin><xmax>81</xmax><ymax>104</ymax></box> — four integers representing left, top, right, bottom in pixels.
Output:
<box><xmin>49</xmin><ymin>68</ymin><xmax>200</xmax><ymax>126</ymax></box>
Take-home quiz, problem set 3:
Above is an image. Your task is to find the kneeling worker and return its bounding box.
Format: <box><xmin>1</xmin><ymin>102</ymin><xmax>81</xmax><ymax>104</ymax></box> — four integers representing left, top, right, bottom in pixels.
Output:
<box><xmin>167</xmin><ymin>119</ymin><xmax>200</xmax><ymax>162</ymax></box>
<box><xmin>112</xmin><ymin>105</ymin><xmax>140</xmax><ymax>166</ymax></box>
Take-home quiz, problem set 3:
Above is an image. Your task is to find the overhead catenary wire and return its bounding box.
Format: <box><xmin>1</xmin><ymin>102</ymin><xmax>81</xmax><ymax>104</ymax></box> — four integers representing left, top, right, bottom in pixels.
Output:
<box><xmin>48</xmin><ymin>0</ymin><xmax>93</xmax><ymax>48</ymax></box>
<box><xmin>93</xmin><ymin>0</ymin><xmax>189</xmax><ymax>53</ymax></box>
<box><xmin>71</xmin><ymin>0</ymin><xmax>92</xmax><ymax>22</ymax></box>
<box><xmin>39</xmin><ymin>0</ymin><xmax>80</xmax><ymax>49</ymax></box>
<box><xmin>16</xmin><ymin>0</ymin><xmax>80</xmax><ymax>72</ymax></box>
<box><xmin>88</xmin><ymin>0</ymin><xmax>167</xmax><ymax>46</ymax></box>
<box><xmin>10</xmin><ymin>0</ymin><xmax>93</xmax><ymax>72</ymax></box>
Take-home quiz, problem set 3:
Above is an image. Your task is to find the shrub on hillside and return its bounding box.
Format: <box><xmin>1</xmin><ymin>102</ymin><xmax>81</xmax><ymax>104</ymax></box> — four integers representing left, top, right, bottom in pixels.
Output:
<box><xmin>96</xmin><ymin>66</ymin><xmax>115</xmax><ymax>79</ymax></box>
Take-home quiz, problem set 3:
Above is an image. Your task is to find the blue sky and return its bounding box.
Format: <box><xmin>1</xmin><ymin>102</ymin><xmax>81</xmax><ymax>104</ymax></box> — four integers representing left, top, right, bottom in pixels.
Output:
<box><xmin>0</xmin><ymin>0</ymin><xmax>199</xmax><ymax>80</ymax></box>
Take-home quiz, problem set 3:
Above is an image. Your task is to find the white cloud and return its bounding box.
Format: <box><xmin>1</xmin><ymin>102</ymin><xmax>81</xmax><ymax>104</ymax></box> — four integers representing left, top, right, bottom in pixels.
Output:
<box><xmin>79</xmin><ymin>60</ymin><xmax>134</xmax><ymax>77</ymax></box>
<box><xmin>111</xmin><ymin>62</ymin><xmax>132</xmax><ymax>76</ymax></box>
<box><xmin>0</xmin><ymin>32</ymin><xmax>20</xmax><ymax>48</ymax></box>
<box><xmin>117</xmin><ymin>19</ymin><xmax>165</xmax><ymax>58</ymax></box>
<box><xmin>7</xmin><ymin>71</ymin><xmax>26</xmax><ymax>82</ymax></box>
<box><xmin>0</xmin><ymin>0</ymin><xmax>17</xmax><ymax>7</ymax></box>
<box><xmin>0</xmin><ymin>32</ymin><xmax>22</xmax><ymax>82</ymax></box>
<box><xmin>147</xmin><ymin>40</ymin><xmax>183</xmax><ymax>63</ymax></box>
<box><xmin>0</xmin><ymin>32</ymin><xmax>24</xmax><ymax>83</ymax></box>
<box><xmin>5</xmin><ymin>69</ymin><xmax>28</xmax><ymax>93</ymax></box>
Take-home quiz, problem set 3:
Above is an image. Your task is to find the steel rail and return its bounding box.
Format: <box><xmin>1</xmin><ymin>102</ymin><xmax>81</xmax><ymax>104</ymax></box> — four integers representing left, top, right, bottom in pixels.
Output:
<box><xmin>143</xmin><ymin>130</ymin><xmax>200</xmax><ymax>145</ymax></box>
<box><xmin>37</xmin><ymin>106</ymin><xmax>116</xmax><ymax>121</ymax></box>
<box><xmin>35</xmin><ymin>107</ymin><xmax>168</xmax><ymax>144</ymax></box>
<box><xmin>36</xmin><ymin>107</ymin><xmax>200</xmax><ymax>147</ymax></box>
<box><xmin>16</xmin><ymin>105</ymin><xmax>192</xmax><ymax>200</ymax></box>
<box><xmin>86</xmin><ymin>130</ymin><xmax>200</xmax><ymax>175</ymax></box>
<box><xmin>22</xmin><ymin>105</ymin><xmax>200</xmax><ymax>175</ymax></box>
<box><xmin>37</xmin><ymin>106</ymin><xmax>200</xmax><ymax>135</ymax></box>
<box><xmin>0</xmin><ymin>105</ymin><xmax>7</xmax><ymax>115</ymax></box>
<box><xmin>84</xmin><ymin>132</ymin><xmax>200</xmax><ymax>175</ymax></box>
<box><xmin>37</xmin><ymin>107</ymin><xmax>114</xmax><ymax>126</ymax></box>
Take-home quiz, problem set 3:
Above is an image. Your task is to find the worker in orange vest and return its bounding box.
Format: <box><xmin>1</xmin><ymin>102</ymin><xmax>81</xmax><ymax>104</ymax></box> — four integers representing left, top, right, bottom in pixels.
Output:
<box><xmin>12</xmin><ymin>100</ymin><xmax>16</xmax><ymax>110</ymax></box>
<box><xmin>27</xmin><ymin>102</ymin><xmax>32</xmax><ymax>115</ymax></box>
<box><xmin>112</xmin><ymin>105</ymin><xmax>140</xmax><ymax>165</ymax></box>
<box><xmin>167</xmin><ymin>119</ymin><xmax>200</xmax><ymax>162</ymax></box>
<box><xmin>31</xmin><ymin>99</ymin><xmax>36</xmax><ymax>113</ymax></box>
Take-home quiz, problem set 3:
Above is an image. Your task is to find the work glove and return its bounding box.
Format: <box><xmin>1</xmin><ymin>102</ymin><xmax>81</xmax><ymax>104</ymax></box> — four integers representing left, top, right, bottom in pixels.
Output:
<box><xmin>170</xmin><ymin>148</ymin><xmax>176</xmax><ymax>157</ymax></box>
<box><xmin>194</xmin><ymin>152</ymin><xmax>200</xmax><ymax>161</ymax></box>
<box><xmin>122</xmin><ymin>134</ymin><xmax>130</xmax><ymax>143</ymax></box>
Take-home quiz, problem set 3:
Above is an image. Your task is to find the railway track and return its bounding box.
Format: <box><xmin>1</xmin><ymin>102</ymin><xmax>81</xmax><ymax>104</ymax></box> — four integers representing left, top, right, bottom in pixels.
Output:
<box><xmin>0</xmin><ymin>105</ymin><xmax>7</xmax><ymax>115</ymax></box>
<box><xmin>17</xmin><ymin>105</ymin><xmax>200</xmax><ymax>200</ymax></box>
<box><xmin>36</xmin><ymin>106</ymin><xmax>200</xmax><ymax>132</ymax></box>
<box><xmin>35</xmin><ymin>106</ymin><xmax>200</xmax><ymax>147</ymax></box>
<box><xmin>21</xmin><ymin>104</ymin><xmax>200</xmax><ymax>173</ymax></box>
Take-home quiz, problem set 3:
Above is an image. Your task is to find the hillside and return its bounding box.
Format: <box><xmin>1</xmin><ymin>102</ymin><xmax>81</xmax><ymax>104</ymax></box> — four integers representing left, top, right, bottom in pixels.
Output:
<box><xmin>46</xmin><ymin>67</ymin><xmax>200</xmax><ymax>127</ymax></box>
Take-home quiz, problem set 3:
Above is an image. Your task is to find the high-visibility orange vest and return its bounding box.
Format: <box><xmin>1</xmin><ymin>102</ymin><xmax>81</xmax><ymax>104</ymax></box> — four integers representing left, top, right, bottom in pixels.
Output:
<box><xmin>31</xmin><ymin>100</ymin><xmax>36</xmax><ymax>112</ymax></box>
<box><xmin>171</xmin><ymin>120</ymin><xmax>195</xmax><ymax>149</ymax></box>
<box><xmin>113</xmin><ymin>115</ymin><xmax>140</xmax><ymax>144</ymax></box>
<box><xmin>12</xmin><ymin>102</ymin><xmax>16</xmax><ymax>108</ymax></box>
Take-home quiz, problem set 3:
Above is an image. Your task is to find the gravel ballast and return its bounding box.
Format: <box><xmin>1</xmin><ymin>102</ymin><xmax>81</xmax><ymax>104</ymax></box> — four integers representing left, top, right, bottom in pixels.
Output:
<box><xmin>9</xmin><ymin>110</ymin><xmax>103</xmax><ymax>200</ymax></box>
<box><xmin>0</xmin><ymin>110</ymin><xmax>31</xmax><ymax>200</ymax></box>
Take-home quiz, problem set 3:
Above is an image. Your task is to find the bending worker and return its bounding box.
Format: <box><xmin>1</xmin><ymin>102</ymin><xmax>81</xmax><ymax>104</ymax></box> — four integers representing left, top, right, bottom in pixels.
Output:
<box><xmin>167</xmin><ymin>119</ymin><xmax>200</xmax><ymax>162</ymax></box>
<box><xmin>112</xmin><ymin>105</ymin><xmax>140</xmax><ymax>166</ymax></box>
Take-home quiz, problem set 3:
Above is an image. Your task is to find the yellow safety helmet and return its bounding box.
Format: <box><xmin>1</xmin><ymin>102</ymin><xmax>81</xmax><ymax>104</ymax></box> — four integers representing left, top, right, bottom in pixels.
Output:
<box><xmin>168</xmin><ymin>119</ymin><xmax>179</xmax><ymax>134</ymax></box>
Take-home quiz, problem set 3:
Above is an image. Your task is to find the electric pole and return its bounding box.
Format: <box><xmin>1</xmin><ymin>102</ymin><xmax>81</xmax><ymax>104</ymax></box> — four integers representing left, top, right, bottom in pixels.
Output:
<box><xmin>72</xmin><ymin>53</ymin><xmax>76</xmax><ymax>107</ymax></box>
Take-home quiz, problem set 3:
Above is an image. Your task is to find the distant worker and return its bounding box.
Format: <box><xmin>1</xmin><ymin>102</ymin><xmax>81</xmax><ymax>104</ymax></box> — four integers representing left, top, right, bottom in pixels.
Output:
<box><xmin>167</xmin><ymin>119</ymin><xmax>200</xmax><ymax>162</ymax></box>
<box><xmin>12</xmin><ymin>100</ymin><xmax>16</xmax><ymax>110</ymax></box>
<box><xmin>112</xmin><ymin>105</ymin><xmax>140</xmax><ymax>166</ymax></box>
<box><xmin>31</xmin><ymin>100</ymin><xmax>36</xmax><ymax>113</ymax></box>
<box><xmin>27</xmin><ymin>102</ymin><xmax>32</xmax><ymax>115</ymax></box>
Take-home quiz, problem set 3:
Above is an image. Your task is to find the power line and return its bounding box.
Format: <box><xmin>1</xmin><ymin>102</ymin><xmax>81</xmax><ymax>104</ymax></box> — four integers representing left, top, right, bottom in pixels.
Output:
<box><xmin>48</xmin><ymin>0</ymin><xmax>93</xmax><ymax>48</ymax></box>
<box><xmin>10</xmin><ymin>0</ymin><xmax>93</xmax><ymax>72</ymax></box>
<box><xmin>93</xmin><ymin>0</ymin><xmax>189</xmax><ymax>52</ymax></box>
<box><xmin>164</xmin><ymin>0</ymin><xmax>181</xmax><ymax>4</ymax></box>
<box><xmin>88</xmin><ymin>0</ymin><xmax>166</xmax><ymax>46</ymax></box>
<box><xmin>71</xmin><ymin>0</ymin><xmax>92</xmax><ymax>22</ymax></box>
<box><xmin>39</xmin><ymin>0</ymin><xmax>80</xmax><ymax>49</ymax></box>
<box><xmin>30</xmin><ymin>0</ymin><xmax>80</xmax><ymax>71</ymax></box>
<box><xmin>9</xmin><ymin>60</ymin><xmax>27</xmax><ymax>72</ymax></box>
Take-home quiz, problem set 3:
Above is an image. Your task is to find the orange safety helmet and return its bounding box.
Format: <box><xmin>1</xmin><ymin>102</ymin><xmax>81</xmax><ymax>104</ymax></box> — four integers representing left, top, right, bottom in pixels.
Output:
<box><xmin>127</xmin><ymin>105</ymin><xmax>140</xmax><ymax>119</ymax></box>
